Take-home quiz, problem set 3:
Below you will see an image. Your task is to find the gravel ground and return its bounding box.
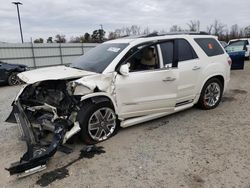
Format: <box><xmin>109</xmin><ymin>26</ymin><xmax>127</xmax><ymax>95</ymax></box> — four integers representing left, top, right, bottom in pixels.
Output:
<box><xmin>0</xmin><ymin>62</ymin><xmax>250</xmax><ymax>188</ymax></box>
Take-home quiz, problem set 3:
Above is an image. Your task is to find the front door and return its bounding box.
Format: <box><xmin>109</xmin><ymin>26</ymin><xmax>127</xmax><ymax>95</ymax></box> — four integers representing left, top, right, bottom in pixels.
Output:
<box><xmin>115</xmin><ymin>44</ymin><xmax>178</xmax><ymax>119</ymax></box>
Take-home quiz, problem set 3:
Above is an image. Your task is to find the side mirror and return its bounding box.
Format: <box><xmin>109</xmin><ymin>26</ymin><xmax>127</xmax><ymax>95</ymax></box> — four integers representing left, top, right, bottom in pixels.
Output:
<box><xmin>119</xmin><ymin>63</ymin><xmax>130</xmax><ymax>76</ymax></box>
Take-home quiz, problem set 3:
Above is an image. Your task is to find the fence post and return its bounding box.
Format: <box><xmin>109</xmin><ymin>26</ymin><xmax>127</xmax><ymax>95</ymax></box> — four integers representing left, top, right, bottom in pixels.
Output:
<box><xmin>81</xmin><ymin>43</ymin><xmax>84</xmax><ymax>55</ymax></box>
<box><xmin>59</xmin><ymin>43</ymin><xmax>63</xmax><ymax>65</ymax></box>
<box><xmin>30</xmin><ymin>42</ymin><xmax>37</xmax><ymax>68</ymax></box>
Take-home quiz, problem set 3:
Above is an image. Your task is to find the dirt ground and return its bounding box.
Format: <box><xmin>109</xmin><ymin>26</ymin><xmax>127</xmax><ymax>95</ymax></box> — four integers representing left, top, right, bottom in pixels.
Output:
<box><xmin>0</xmin><ymin>62</ymin><xmax>250</xmax><ymax>188</ymax></box>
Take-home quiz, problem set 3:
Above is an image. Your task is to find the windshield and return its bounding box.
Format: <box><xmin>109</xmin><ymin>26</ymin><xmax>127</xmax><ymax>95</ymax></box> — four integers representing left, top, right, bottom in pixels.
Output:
<box><xmin>228</xmin><ymin>40</ymin><xmax>245</xmax><ymax>46</ymax></box>
<box><xmin>71</xmin><ymin>43</ymin><xmax>128</xmax><ymax>73</ymax></box>
<box><xmin>226</xmin><ymin>40</ymin><xmax>245</xmax><ymax>53</ymax></box>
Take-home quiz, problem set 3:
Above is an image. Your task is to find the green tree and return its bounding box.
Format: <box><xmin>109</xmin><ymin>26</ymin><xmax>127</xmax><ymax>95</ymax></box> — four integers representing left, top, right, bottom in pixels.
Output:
<box><xmin>84</xmin><ymin>33</ymin><xmax>91</xmax><ymax>42</ymax></box>
<box><xmin>34</xmin><ymin>38</ymin><xmax>44</xmax><ymax>43</ymax></box>
<box><xmin>47</xmin><ymin>37</ymin><xmax>53</xmax><ymax>43</ymax></box>
<box><xmin>91</xmin><ymin>29</ymin><xmax>105</xmax><ymax>42</ymax></box>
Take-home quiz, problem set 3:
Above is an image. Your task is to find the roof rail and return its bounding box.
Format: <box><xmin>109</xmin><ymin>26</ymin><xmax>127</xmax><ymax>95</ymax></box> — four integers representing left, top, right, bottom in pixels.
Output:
<box><xmin>141</xmin><ymin>31</ymin><xmax>209</xmax><ymax>38</ymax></box>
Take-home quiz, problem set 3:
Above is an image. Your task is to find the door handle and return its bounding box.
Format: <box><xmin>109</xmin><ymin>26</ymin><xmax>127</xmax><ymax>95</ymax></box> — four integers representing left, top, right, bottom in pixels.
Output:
<box><xmin>162</xmin><ymin>77</ymin><xmax>176</xmax><ymax>82</ymax></box>
<box><xmin>192</xmin><ymin>66</ymin><xmax>201</xmax><ymax>70</ymax></box>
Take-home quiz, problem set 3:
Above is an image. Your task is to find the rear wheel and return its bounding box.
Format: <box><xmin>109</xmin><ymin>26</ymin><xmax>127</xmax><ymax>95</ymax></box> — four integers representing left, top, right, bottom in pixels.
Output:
<box><xmin>197</xmin><ymin>78</ymin><xmax>223</xmax><ymax>110</ymax></box>
<box><xmin>77</xmin><ymin>101</ymin><xmax>119</xmax><ymax>144</ymax></box>
<box><xmin>8</xmin><ymin>72</ymin><xmax>21</xmax><ymax>86</ymax></box>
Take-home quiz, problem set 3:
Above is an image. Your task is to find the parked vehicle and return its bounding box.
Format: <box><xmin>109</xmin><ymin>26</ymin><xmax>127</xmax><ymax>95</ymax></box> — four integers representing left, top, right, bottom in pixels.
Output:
<box><xmin>0</xmin><ymin>61</ymin><xmax>28</xmax><ymax>85</ymax></box>
<box><xmin>227</xmin><ymin>51</ymin><xmax>245</xmax><ymax>70</ymax></box>
<box><xmin>227</xmin><ymin>38</ymin><xmax>250</xmax><ymax>59</ymax></box>
<box><xmin>220</xmin><ymin>41</ymin><xmax>228</xmax><ymax>48</ymax></box>
<box><xmin>6</xmin><ymin>33</ymin><xmax>231</xmax><ymax>176</ymax></box>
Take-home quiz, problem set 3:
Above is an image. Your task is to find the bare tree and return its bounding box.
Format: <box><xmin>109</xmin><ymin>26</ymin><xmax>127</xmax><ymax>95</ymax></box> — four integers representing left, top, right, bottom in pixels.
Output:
<box><xmin>187</xmin><ymin>20</ymin><xmax>200</xmax><ymax>32</ymax></box>
<box><xmin>169</xmin><ymin>25</ymin><xmax>183</xmax><ymax>32</ymax></box>
<box><xmin>143</xmin><ymin>27</ymin><xmax>150</xmax><ymax>35</ymax></box>
<box><xmin>212</xmin><ymin>20</ymin><xmax>226</xmax><ymax>36</ymax></box>
<box><xmin>130</xmin><ymin>25</ymin><xmax>141</xmax><ymax>35</ymax></box>
<box><xmin>244</xmin><ymin>26</ymin><xmax>250</xmax><ymax>38</ymax></box>
<box><xmin>230</xmin><ymin>24</ymin><xmax>239</xmax><ymax>39</ymax></box>
<box><xmin>206</xmin><ymin>24</ymin><xmax>213</xmax><ymax>34</ymax></box>
<box><xmin>55</xmin><ymin>34</ymin><xmax>66</xmax><ymax>43</ymax></box>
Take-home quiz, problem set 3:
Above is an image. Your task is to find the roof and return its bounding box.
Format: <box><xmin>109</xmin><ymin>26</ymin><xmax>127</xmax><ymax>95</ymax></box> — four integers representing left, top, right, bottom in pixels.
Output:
<box><xmin>229</xmin><ymin>38</ymin><xmax>250</xmax><ymax>42</ymax></box>
<box><xmin>106</xmin><ymin>32</ymin><xmax>216</xmax><ymax>45</ymax></box>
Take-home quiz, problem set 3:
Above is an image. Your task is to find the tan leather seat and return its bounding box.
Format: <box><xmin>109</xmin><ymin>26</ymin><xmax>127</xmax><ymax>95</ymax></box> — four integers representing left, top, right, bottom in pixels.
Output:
<box><xmin>140</xmin><ymin>48</ymin><xmax>156</xmax><ymax>69</ymax></box>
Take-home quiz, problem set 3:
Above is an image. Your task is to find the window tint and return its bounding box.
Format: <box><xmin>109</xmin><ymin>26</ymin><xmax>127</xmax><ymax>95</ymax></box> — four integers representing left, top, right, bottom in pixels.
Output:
<box><xmin>177</xmin><ymin>39</ymin><xmax>198</xmax><ymax>61</ymax></box>
<box><xmin>160</xmin><ymin>41</ymin><xmax>174</xmax><ymax>65</ymax></box>
<box><xmin>126</xmin><ymin>45</ymin><xmax>159</xmax><ymax>72</ymax></box>
<box><xmin>195</xmin><ymin>38</ymin><xmax>224</xmax><ymax>57</ymax></box>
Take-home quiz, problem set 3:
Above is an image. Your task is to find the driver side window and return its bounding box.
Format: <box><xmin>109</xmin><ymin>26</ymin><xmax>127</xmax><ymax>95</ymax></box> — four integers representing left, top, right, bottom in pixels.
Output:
<box><xmin>125</xmin><ymin>45</ymin><xmax>159</xmax><ymax>72</ymax></box>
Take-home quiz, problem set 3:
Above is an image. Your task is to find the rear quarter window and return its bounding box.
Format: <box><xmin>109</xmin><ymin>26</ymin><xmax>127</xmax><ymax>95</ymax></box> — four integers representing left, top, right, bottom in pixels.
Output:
<box><xmin>194</xmin><ymin>38</ymin><xmax>224</xmax><ymax>57</ymax></box>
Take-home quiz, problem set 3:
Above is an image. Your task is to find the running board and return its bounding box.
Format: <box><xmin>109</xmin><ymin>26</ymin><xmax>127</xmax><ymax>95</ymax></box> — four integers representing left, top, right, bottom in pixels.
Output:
<box><xmin>121</xmin><ymin>112</ymin><xmax>170</xmax><ymax>128</ymax></box>
<box><xmin>120</xmin><ymin>103</ymin><xmax>194</xmax><ymax>128</ymax></box>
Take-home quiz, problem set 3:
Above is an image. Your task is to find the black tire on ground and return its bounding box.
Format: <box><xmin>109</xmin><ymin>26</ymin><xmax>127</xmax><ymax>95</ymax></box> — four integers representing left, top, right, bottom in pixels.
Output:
<box><xmin>77</xmin><ymin>101</ymin><xmax>120</xmax><ymax>145</ymax></box>
<box><xmin>8</xmin><ymin>72</ymin><xmax>21</xmax><ymax>86</ymax></box>
<box><xmin>197</xmin><ymin>78</ymin><xmax>223</xmax><ymax>110</ymax></box>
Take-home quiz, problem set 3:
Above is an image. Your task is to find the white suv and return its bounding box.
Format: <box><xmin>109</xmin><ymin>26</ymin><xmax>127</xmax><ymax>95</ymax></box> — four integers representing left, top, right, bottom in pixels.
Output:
<box><xmin>6</xmin><ymin>33</ymin><xmax>231</xmax><ymax>176</ymax></box>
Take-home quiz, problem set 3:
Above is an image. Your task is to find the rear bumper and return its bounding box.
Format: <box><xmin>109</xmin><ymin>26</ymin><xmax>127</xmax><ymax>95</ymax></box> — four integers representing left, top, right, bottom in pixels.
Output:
<box><xmin>6</xmin><ymin>100</ymin><xmax>68</xmax><ymax>176</ymax></box>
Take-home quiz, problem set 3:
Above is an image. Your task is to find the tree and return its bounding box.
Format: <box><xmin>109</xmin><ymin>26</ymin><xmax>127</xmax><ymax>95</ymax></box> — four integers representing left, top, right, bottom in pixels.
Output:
<box><xmin>206</xmin><ymin>24</ymin><xmax>213</xmax><ymax>34</ymax></box>
<box><xmin>130</xmin><ymin>25</ymin><xmax>141</xmax><ymax>35</ymax></box>
<box><xmin>69</xmin><ymin>36</ymin><xmax>81</xmax><ymax>43</ymax></box>
<box><xmin>91</xmin><ymin>29</ymin><xmax>105</xmax><ymax>42</ymax></box>
<box><xmin>244</xmin><ymin>26</ymin><xmax>250</xmax><ymax>38</ymax></box>
<box><xmin>47</xmin><ymin>37</ymin><xmax>53</xmax><ymax>43</ymax></box>
<box><xmin>84</xmin><ymin>32</ymin><xmax>91</xmax><ymax>42</ymax></box>
<box><xmin>169</xmin><ymin>25</ymin><xmax>183</xmax><ymax>32</ymax></box>
<box><xmin>230</xmin><ymin>24</ymin><xmax>239</xmax><ymax>39</ymax></box>
<box><xmin>187</xmin><ymin>20</ymin><xmax>200</xmax><ymax>32</ymax></box>
<box><xmin>212</xmin><ymin>20</ymin><xmax>226</xmax><ymax>36</ymax></box>
<box><xmin>108</xmin><ymin>32</ymin><xmax>118</xmax><ymax>40</ymax></box>
<box><xmin>55</xmin><ymin>34</ymin><xmax>66</xmax><ymax>43</ymax></box>
<box><xmin>34</xmin><ymin>38</ymin><xmax>44</xmax><ymax>43</ymax></box>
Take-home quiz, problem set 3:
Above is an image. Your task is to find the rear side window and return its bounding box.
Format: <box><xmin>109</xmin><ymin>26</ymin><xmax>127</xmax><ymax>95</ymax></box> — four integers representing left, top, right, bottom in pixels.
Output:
<box><xmin>160</xmin><ymin>41</ymin><xmax>174</xmax><ymax>65</ymax></box>
<box><xmin>195</xmin><ymin>38</ymin><xmax>224</xmax><ymax>57</ymax></box>
<box><xmin>177</xmin><ymin>39</ymin><xmax>198</xmax><ymax>61</ymax></box>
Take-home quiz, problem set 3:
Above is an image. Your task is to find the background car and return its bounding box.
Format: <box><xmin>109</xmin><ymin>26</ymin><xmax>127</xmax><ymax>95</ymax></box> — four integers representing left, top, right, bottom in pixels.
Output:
<box><xmin>220</xmin><ymin>41</ymin><xmax>228</xmax><ymax>48</ymax></box>
<box><xmin>0</xmin><ymin>61</ymin><xmax>28</xmax><ymax>85</ymax></box>
<box><xmin>227</xmin><ymin>38</ymin><xmax>250</xmax><ymax>59</ymax></box>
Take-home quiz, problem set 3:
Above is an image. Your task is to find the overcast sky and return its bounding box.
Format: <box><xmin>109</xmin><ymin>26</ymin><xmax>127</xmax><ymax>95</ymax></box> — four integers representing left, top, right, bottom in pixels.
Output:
<box><xmin>0</xmin><ymin>0</ymin><xmax>249</xmax><ymax>43</ymax></box>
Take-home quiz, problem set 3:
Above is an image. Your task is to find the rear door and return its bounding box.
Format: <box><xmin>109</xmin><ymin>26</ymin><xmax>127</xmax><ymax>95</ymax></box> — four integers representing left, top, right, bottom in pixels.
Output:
<box><xmin>173</xmin><ymin>39</ymin><xmax>201</xmax><ymax>104</ymax></box>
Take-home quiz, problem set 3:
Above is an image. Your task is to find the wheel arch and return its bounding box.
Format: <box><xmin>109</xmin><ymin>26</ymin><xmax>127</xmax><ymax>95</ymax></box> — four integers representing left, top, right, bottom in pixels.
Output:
<box><xmin>200</xmin><ymin>74</ymin><xmax>225</xmax><ymax>94</ymax></box>
<box><xmin>80</xmin><ymin>92</ymin><xmax>118</xmax><ymax>114</ymax></box>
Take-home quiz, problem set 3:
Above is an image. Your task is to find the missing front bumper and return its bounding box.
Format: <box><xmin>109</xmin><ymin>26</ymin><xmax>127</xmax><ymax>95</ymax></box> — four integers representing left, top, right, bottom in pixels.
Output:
<box><xmin>6</xmin><ymin>101</ymin><xmax>68</xmax><ymax>176</ymax></box>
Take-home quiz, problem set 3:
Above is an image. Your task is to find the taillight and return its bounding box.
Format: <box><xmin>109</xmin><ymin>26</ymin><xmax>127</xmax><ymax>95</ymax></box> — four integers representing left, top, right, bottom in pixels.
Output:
<box><xmin>227</xmin><ymin>57</ymin><xmax>232</xmax><ymax>66</ymax></box>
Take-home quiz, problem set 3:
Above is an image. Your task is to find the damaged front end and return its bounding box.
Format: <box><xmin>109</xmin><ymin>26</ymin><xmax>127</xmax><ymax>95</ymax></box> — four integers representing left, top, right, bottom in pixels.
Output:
<box><xmin>6</xmin><ymin>80</ymin><xmax>84</xmax><ymax>177</ymax></box>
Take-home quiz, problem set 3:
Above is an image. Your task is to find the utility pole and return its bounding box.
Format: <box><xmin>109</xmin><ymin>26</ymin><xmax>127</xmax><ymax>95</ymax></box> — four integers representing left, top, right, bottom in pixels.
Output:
<box><xmin>12</xmin><ymin>2</ymin><xmax>24</xmax><ymax>43</ymax></box>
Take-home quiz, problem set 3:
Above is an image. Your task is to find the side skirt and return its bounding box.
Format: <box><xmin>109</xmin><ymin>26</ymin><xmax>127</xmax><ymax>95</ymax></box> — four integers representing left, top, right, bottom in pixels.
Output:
<box><xmin>120</xmin><ymin>103</ymin><xmax>194</xmax><ymax>128</ymax></box>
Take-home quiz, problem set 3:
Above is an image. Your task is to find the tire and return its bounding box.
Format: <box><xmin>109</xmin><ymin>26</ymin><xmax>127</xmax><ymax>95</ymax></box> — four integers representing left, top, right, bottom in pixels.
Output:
<box><xmin>197</xmin><ymin>78</ymin><xmax>223</xmax><ymax>110</ymax></box>
<box><xmin>77</xmin><ymin>101</ymin><xmax>119</xmax><ymax>144</ymax></box>
<box><xmin>8</xmin><ymin>72</ymin><xmax>21</xmax><ymax>86</ymax></box>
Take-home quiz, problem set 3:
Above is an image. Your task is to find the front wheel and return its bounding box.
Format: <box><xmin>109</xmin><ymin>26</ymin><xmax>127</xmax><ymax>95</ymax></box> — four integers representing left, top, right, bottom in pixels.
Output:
<box><xmin>197</xmin><ymin>78</ymin><xmax>223</xmax><ymax>110</ymax></box>
<box><xmin>8</xmin><ymin>72</ymin><xmax>21</xmax><ymax>86</ymax></box>
<box><xmin>77</xmin><ymin>101</ymin><xmax>119</xmax><ymax>144</ymax></box>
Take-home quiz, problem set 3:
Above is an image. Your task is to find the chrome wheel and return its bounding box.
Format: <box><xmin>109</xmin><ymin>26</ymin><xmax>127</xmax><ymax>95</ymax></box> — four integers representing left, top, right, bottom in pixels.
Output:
<box><xmin>204</xmin><ymin>82</ymin><xmax>221</xmax><ymax>107</ymax></box>
<box><xmin>88</xmin><ymin>107</ymin><xmax>116</xmax><ymax>142</ymax></box>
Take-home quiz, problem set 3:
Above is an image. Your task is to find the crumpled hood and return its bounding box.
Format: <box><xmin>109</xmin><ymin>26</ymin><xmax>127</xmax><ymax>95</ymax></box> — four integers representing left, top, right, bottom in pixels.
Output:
<box><xmin>18</xmin><ymin>66</ymin><xmax>97</xmax><ymax>84</ymax></box>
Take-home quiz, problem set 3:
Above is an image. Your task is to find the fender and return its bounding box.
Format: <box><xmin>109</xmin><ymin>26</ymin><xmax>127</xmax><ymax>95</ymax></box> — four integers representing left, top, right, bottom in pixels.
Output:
<box><xmin>80</xmin><ymin>92</ymin><xmax>118</xmax><ymax>114</ymax></box>
<box><xmin>199</xmin><ymin>73</ymin><xmax>225</xmax><ymax>94</ymax></box>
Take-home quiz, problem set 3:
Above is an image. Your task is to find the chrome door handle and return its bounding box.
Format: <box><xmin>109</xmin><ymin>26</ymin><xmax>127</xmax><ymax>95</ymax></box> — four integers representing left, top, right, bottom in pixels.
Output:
<box><xmin>192</xmin><ymin>66</ymin><xmax>201</xmax><ymax>70</ymax></box>
<box><xmin>162</xmin><ymin>77</ymin><xmax>176</xmax><ymax>82</ymax></box>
